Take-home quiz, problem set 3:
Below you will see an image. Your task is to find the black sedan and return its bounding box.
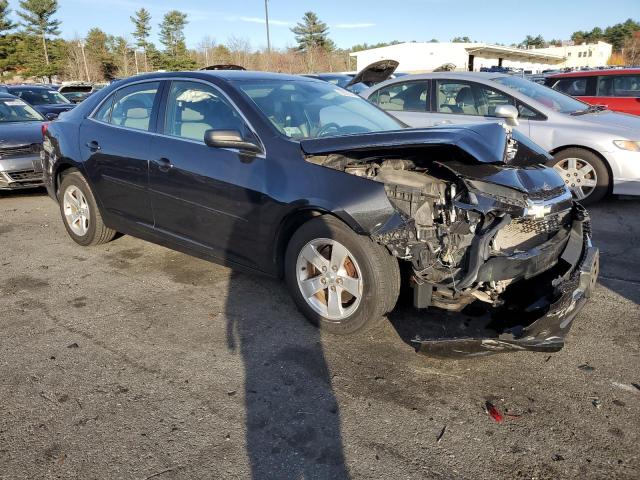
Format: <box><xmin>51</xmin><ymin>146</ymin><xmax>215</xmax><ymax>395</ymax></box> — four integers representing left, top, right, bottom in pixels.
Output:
<box><xmin>41</xmin><ymin>71</ymin><xmax>598</xmax><ymax>354</ymax></box>
<box><xmin>0</xmin><ymin>93</ymin><xmax>45</xmax><ymax>189</ymax></box>
<box><xmin>6</xmin><ymin>85</ymin><xmax>75</xmax><ymax>119</ymax></box>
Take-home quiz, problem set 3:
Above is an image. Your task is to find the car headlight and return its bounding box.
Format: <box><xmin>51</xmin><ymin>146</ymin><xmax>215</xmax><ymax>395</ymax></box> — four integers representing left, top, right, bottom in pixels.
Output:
<box><xmin>613</xmin><ymin>140</ymin><xmax>640</xmax><ymax>152</ymax></box>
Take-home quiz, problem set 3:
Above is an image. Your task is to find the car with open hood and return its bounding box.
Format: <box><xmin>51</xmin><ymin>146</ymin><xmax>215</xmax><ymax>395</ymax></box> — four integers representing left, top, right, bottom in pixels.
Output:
<box><xmin>0</xmin><ymin>93</ymin><xmax>45</xmax><ymax>190</ymax></box>
<box><xmin>303</xmin><ymin>60</ymin><xmax>399</xmax><ymax>95</ymax></box>
<box><xmin>361</xmin><ymin>72</ymin><xmax>640</xmax><ymax>204</ymax></box>
<box><xmin>41</xmin><ymin>71</ymin><xmax>598</xmax><ymax>355</ymax></box>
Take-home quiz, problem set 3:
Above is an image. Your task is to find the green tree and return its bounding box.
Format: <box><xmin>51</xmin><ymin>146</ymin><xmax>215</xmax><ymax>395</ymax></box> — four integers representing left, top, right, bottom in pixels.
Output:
<box><xmin>521</xmin><ymin>35</ymin><xmax>545</xmax><ymax>48</ymax></box>
<box><xmin>85</xmin><ymin>27</ymin><xmax>117</xmax><ymax>79</ymax></box>
<box><xmin>0</xmin><ymin>0</ymin><xmax>14</xmax><ymax>31</ymax></box>
<box><xmin>158</xmin><ymin>10</ymin><xmax>194</xmax><ymax>69</ymax></box>
<box><xmin>291</xmin><ymin>11</ymin><xmax>334</xmax><ymax>52</ymax></box>
<box><xmin>130</xmin><ymin>7</ymin><xmax>151</xmax><ymax>70</ymax></box>
<box><xmin>0</xmin><ymin>0</ymin><xmax>16</xmax><ymax>75</ymax></box>
<box><xmin>604</xmin><ymin>18</ymin><xmax>640</xmax><ymax>50</ymax></box>
<box><xmin>113</xmin><ymin>36</ymin><xmax>131</xmax><ymax>76</ymax></box>
<box><xmin>451</xmin><ymin>36</ymin><xmax>472</xmax><ymax>43</ymax></box>
<box><xmin>17</xmin><ymin>0</ymin><xmax>61</xmax><ymax>66</ymax></box>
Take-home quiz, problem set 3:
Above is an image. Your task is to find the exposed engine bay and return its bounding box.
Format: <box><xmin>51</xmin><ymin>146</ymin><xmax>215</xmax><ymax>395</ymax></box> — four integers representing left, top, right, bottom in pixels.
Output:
<box><xmin>307</xmin><ymin>148</ymin><xmax>576</xmax><ymax>314</ymax></box>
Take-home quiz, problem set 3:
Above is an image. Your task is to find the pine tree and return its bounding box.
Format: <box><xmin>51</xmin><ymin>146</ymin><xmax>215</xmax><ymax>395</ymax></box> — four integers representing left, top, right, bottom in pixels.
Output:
<box><xmin>291</xmin><ymin>11</ymin><xmax>334</xmax><ymax>52</ymax></box>
<box><xmin>158</xmin><ymin>10</ymin><xmax>194</xmax><ymax>70</ymax></box>
<box><xmin>17</xmin><ymin>0</ymin><xmax>61</xmax><ymax>66</ymax></box>
<box><xmin>0</xmin><ymin>0</ymin><xmax>16</xmax><ymax>75</ymax></box>
<box><xmin>130</xmin><ymin>7</ymin><xmax>151</xmax><ymax>71</ymax></box>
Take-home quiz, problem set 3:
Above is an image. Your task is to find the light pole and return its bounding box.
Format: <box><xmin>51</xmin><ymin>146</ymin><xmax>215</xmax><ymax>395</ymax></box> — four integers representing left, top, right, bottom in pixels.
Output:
<box><xmin>264</xmin><ymin>0</ymin><xmax>271</xmax><ymax>54</ymax></box>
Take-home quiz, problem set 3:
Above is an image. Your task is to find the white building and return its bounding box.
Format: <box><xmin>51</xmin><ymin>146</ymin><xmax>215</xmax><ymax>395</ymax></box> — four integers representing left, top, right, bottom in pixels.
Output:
<box><xmin>349</xmin><ymin>41</ymin><xmax>613</xmax><ymax>74</ymax></box>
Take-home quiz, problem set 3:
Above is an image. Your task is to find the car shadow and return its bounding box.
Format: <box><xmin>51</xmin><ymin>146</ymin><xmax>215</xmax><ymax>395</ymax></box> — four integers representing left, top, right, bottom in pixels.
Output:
<box><xmin>589</xmin><ymin>196</ymin><xmax>640</xmax><ymax>306</ymax></box>
<box><xmin>223</xmin><ymin>162</ymin><xmax>350</xmax><ymax>479</ymax></box>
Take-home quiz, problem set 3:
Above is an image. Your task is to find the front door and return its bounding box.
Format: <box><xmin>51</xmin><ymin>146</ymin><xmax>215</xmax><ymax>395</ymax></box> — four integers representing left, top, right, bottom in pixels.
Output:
<box><xmin>148</xmin><ymin>80</ymin><xmax>266</xmax><ymax>269</ymax></box>
<box><xmin>79</xmin><ymin>81</ymin><xmax>161</xmax><ymax>226</ymax></box>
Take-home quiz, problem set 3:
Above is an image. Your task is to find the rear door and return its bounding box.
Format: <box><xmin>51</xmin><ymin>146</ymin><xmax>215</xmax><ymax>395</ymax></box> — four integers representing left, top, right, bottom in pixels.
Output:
<box><xmin>147</xmin><ymin>79</ymin><xmax>267</xmax><ymax>268</ymax></box>
<box><xmin>596</xmin><ymin>74</ymin><xmax>640</xmax><ymax>115</ymax></box>
<box><xmin>367</xmin><ymin>80</ymin><xmax>431</xmax><ymax>126</ymax></box>
<box><xmin>79</xmin><ymin>81</ymin><xmax>161</xmax><ymax>226</ymax></box>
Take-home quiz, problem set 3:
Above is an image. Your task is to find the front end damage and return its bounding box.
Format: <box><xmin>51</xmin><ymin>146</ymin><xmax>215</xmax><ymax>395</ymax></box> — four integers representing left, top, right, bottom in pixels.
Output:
<box><xmin>303</xmin><ymin>124</ymin><xmax>598</xmax><ymax>354</ymax></box>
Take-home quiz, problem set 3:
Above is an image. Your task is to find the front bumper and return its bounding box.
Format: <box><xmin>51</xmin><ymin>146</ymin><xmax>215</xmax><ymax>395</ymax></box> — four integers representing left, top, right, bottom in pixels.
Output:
<box><xmin>0</xmin><ymin>154</ymin><xmax>44</xmax><ymax>190</ymax></box>
<box><xmin>414</xmin><ymin>208</ymin><xmax>599</xmax><ymax>356</ymax></box>
<box><xmin>602</xmin><ymin>149</ymin><xmax>640</xmax><ymax>196</ymax></box>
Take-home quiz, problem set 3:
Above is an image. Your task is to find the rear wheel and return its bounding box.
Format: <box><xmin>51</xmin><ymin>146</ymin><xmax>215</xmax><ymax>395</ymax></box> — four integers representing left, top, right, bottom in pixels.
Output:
<box><xmin>58</xmin><ymin>170</ymin><xmax>116</xmax><ymax>246</ymax></box>
<box><xmin>284</xmin><ymin>215</ymin><xmax>400</xmax><ymax>335</ymax></box>
<box><xmin>549</xmin><ymin>148</ymin><xmax>609</xmax><ymax>205</ymax></box>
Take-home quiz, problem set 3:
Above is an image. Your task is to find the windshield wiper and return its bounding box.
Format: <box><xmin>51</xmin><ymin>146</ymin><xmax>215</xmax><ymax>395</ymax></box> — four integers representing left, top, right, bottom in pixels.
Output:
<box><xmin>570</xmin><ymin>104</ymin><xmax>607</xmax><ymax>115</ymax></box>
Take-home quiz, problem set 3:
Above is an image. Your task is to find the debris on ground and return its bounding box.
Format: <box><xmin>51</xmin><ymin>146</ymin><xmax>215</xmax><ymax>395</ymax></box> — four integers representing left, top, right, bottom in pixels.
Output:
<box><xmin>553</xmin><ymin>454</ymin><xmax>565</xmax><ymax>461</ymax></box>
<box><xmin>67</xmin><ymin>343</ymin><xmax>79</xmax><ymax>349</ymax></box>
<box><xmin>611</xmin><ymin>382</ymin><xmax>640</xmax><ymax>395</ymax></box>
<box><xmin>436</xmin><ymin>425</ymin><xmax>446</xmax><ymax>443</ymax></box>
<box><xmin>591</xmin><ymin>398</ymin><xmax>602</xmax><ymax>409</ymax></box>
<box><xmin>578</xmin><ymin>364</ymin><xmax>595</xmax><ymax>372</ymax></box>
<box><xmin>484</xmin><ymin>401</ymin><xmax>504</xmax><ymax>423</ymax></box>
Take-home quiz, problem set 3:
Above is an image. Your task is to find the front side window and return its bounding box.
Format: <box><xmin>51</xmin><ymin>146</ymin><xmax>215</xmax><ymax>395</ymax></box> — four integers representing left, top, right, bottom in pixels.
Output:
<box><xmin>371</xmin><ymin>81</ymin><xmax>429</xmax><ymax>112</ymax></box>
<box><xmin>234</xmin><ymin>79</ymin><xmax>402</xmax><ymax>139</ymax></box>
<box><xmin>163</xmin><ymin>81</ymin><xmax>250</xmax><ymax>142</ymax></box>
<box><xmin>554</xmin><ymin>78</ymin><xmax>587</xmax><ymax>96</ymax></box>
<box><xmin>0</xmin><ymin>97</ymin><xmax>44</xmax><ymax>122</ymax></box>
<box><xmin>108</xmin><ymin>82</ymin><xmax>160</xmax><ymax>131</ymax></box>
<box><xmin>436</xmin><ymin>81</ymin><xmax>513</xmax><ymax>116</ymax></box>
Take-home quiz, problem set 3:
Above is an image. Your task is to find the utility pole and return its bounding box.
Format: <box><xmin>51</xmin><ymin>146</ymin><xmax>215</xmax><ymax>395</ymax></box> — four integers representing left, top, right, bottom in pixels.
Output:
<box><xmin>79</xmin><ymin>40</ymin><xmax>90</xmax><ymax>82</ymax></box>
<box><xmin>134</xmin><ymin>50</ymin><xmax>139</xmax><ymax>75</ymax></box>
<box><xmin>264</xmin><ymin>0</ymin><xmax>271</xmax><ymax>69</ymax></box>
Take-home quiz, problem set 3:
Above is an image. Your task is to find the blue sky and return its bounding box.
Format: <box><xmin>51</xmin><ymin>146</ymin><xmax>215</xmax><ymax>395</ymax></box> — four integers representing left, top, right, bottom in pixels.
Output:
<box><xmin>6</xmin><ymin>0</ymin><xmax>640</xmax><ymax>50</ymax></box>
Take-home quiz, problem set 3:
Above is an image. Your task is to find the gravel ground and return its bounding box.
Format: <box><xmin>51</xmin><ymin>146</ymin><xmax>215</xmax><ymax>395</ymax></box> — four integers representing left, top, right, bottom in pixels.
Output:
<box><xmin>1</xmin><ymin>190</ymin><xmax>639</xmax><ymax>480</ymax></box>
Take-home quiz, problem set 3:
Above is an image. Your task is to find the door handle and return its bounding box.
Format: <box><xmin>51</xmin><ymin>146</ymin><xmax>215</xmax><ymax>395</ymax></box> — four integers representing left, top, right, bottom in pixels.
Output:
<box><xmin>86</xmin><ymin>140</ymin><xmax>101</xmax><ymax>152</ymax></box>
<box><xmin>154</xmin><ymin>157</ymin><xmax>173</xmax><ymax>172</ymax></box>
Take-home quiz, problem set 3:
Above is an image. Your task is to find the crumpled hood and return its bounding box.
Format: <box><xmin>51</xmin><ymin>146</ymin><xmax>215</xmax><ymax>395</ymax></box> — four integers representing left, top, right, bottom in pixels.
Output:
<box><xmin>0</xmin><ymin>121</ymin><xmax>43</xmax><ymax>148</ymax></box>
<box><xmin>300</xmin><ymin>123</ymin><xmax>550</xmax><ymax>166</ymax></box>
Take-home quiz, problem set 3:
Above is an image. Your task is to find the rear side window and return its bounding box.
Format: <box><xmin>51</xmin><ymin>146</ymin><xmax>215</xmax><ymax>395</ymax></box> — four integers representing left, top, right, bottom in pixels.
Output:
<box><xmin>107</xmin><ymin>82</ymin><xmax>160</xmax><ymax>131</ymax></box>
<box><xmin>553</xmin><ymin>78</ymin><xmax>587</xmax><ymax>96</ymax></box>
<box><xmin>370</xmin><ymin>81</ymin><xmax>429</xmax><ymax>112</ymax></box>
<box><xmin>599</xmin><ymin>75</ymin><xmax>640</xmax><ymax>97</ymax></box>
<box><xmin>436</xmin><ymin>80</ymin><xmax>513</xmax><ymax>116</ymax></box>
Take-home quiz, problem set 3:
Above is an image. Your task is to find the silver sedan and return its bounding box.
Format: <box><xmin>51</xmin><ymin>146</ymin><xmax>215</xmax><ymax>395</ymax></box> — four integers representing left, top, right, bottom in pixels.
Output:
<box><xmin>361</xmin><ymin>72</ymin><xmax>640</xmax><ymax>204</ymax></box>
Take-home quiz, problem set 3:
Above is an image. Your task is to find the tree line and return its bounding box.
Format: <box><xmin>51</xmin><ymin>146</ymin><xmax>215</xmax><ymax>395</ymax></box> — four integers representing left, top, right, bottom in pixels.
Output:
<box><xmin>0</xmin><ymin>2</ymin><xmax>639</xmax><ymax>83</ymax></box>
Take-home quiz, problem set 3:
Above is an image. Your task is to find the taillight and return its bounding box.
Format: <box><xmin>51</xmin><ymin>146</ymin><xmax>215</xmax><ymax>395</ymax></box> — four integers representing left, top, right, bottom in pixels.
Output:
<box><xmin>41</xmin><ymin>122</ymin><xmax>49</xmax><ymax>137</ymax></box>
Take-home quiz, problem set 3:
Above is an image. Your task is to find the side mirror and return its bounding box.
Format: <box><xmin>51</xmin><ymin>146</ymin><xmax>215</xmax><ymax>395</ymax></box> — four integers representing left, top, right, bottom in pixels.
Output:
<box><xmin>45</xmin><ymin>112</ymin><xmax>58</xmax><ymax>121</ymax></box>
<box><xmin>494</xmin><ymin>104</ymin><xmax>519</xmax><ymax>127</ymax></box>
<box><xmin>204</xmin><ymin>129</ymin><xmax>262</xmax><ymax>154</ymax></box>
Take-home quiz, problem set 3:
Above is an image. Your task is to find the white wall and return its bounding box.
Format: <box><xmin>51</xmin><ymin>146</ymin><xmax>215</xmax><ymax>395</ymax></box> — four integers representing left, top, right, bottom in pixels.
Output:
<box><xmin>532</xmin><ymin>41</ymin><xmax>612</xmax><ymax>68</ymax></box>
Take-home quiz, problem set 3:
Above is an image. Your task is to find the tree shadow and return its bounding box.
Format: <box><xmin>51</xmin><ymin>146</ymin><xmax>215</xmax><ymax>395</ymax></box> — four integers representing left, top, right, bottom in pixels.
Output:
<box><xmin>223</xmin><ymin>159</ymin><xmax>350</xmax><ymax>479</ymax></box>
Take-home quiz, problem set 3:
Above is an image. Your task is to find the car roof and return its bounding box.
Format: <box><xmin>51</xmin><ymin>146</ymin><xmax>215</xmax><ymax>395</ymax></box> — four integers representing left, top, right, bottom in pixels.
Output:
<box><xmin>6</xmin><ymin>84</ymin><xmax>58</xmax><ymax>90</ymax></box>
<box><xmin>366</xmin><ymin>71</ymin><xmax>510</xmax><ymax>82</ymax></box>
<box><xmin>0</xmin><ymin>92</ymin><xmax>18</xmax><ymax>99</ymax></box>
<box><xmin>548</xmin><ymin>68</ymin><xmax>640</xmax><ymax>78</ymax></box>
<box><xmin>116</xmin><ymin>70</ymin><xmax>320</xmax><ymax>84</ymax></box>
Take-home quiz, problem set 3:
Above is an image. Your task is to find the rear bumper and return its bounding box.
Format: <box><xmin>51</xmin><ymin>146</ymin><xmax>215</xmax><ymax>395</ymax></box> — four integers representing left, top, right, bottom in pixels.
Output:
<box><xmin>414</xmin><ymin>208</ymin><xmax>598</xmax><ymax>355</ymax></box>
<box><xmin>0</xmin><ymin>154</ymin><xmax>44</xmax><ymax>190</ymax></box>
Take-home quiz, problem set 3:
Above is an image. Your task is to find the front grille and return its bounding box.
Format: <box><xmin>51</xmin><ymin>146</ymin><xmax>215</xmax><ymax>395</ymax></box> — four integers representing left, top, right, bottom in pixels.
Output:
<box><xmin>493</xmin><ymin>210</ymin><xmax>571</xmax><ymax>254</ymax></box>
<box><xmin>6</xmin><ymin>169</ymin><xmax>42</xmax><ymax>182</ymax></box>
<box><xmin>0</xmin><ymin>144</ymin><xmax>38</xmax><ymax>157</ymax></box>
<box><xmin>527</xmin><ymin>185</ymin><xmax>568</xmax><ymax>201</ymax></box>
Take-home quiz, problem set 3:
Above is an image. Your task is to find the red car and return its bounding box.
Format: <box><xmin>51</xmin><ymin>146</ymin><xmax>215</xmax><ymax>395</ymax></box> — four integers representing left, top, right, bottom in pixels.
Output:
<box><xmin>545</xmin><ymin>69</ymin><xmax>640</xmax><ymax>116</ymax></box>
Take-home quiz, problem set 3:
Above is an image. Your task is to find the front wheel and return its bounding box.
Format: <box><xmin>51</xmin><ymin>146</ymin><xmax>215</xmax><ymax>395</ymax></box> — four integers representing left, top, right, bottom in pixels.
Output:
<box><xmin>549</xmin><ymin>148</ymin><xmax>610</xmax><ymax>205</ymax></box>
<box><xmin>58</xmin><ymin>170</ymin><xmax>116</xmax><ymax>246</ymax></box>
<box><xmin>284</xmin><ymin>216</ymin><xmax>400</xmax><ymax>335</ymax></box>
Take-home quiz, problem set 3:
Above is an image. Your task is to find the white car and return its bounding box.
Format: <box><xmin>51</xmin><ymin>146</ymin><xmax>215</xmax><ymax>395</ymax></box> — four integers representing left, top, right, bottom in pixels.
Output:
<box><xmin>362</xmin><ymin>72</ymin><xmax>640</xmax><ymax>204</ymax></box>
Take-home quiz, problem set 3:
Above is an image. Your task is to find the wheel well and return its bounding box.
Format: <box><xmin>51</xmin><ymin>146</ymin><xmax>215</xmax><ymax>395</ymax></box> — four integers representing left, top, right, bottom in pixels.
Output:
<box><xmin>549</xmin><ymin>145</ymin><xmax>613</xmax><ymax>190</ymax></box>
<box><xmin>54</xmin><ymin>163</ymin><xmax>78</xmax><ymax>196</ymax></box>
<box><xmin>273</xmin><ymin>209</ymin><xmax>328</xmax><ymax>278</ymax></box>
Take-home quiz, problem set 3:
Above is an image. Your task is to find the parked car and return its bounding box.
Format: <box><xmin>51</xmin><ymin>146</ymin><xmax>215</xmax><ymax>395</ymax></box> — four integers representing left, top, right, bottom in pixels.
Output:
<box><xmin>303</xmin><ymin>59</ymin><xmax>399</xmax><ymax>95</ymax></box>
<box><xmin>41</xmin><ymin>71</ymin><xmax>598</xmax><ymax>354</ymax></box>
<box><xmin>0</xmin><ymin>93</ymin><xmax>45</xmax><ymax>190</ymax></box>
<box><xmin>362</xmin><ymin>72</ymin><xmax>640</xmax><ymax>204</ymax></box>
<box><xmin>5</xmin><ymin>84</ymin><xmax>75</xmax><ymax>118</ymax></box>
<box><xmin>58</xmin><ymin>82</ymin><xmax>97</xmax><ymax>104</ymax></box>
<box><xmin>544</xmin><ymin>68</ymin><xmax>640</xmax><ymax>116</ymax></box>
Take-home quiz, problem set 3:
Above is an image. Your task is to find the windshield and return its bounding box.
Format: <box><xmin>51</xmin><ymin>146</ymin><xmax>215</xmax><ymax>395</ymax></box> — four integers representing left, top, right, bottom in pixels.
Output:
<box><xmin>493</xmin><ymin>76</ymin><xmax>588</xmax><ymax>114</ymax></box>
<box><xmin>11</xmin><ymin>88</ymin><xmax>71</xmax><ymax>105</ymax></box>
<box><xmin>234</xmin><ymin>79</ymin><xmax>402</xmax><ymax>139</ymax></box>
<box><xmin>0</xmin><ymin>97</ymin><xmax>44</xmax><ymax>122</ymax></box>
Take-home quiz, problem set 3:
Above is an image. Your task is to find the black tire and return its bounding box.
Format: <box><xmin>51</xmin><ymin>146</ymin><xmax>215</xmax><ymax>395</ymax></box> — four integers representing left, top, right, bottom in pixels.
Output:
<box><xmin>58</xmin><ymin>169</ymin><xmax>116</xmax><ymax>246</ymax></box>
<box><xmin>548</xmin><ymin>148</ymin><xmax>610</xmax><ymax>206</ymax></box>
<box><xmin>284</xmin><ymin>215</ymin><xmax>400</xmax><ymax>335</ymax></box>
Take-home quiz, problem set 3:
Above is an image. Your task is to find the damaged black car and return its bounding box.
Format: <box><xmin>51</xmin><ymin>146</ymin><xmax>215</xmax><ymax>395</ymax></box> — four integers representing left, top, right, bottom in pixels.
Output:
<box><xmin>41</xmin><ymin>71</ymin><xmax>598</xmax><ymax>354</ymax></box>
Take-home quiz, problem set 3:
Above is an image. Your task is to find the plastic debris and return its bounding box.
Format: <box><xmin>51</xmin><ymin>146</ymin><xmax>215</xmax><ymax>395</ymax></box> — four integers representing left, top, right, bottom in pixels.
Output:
<box><xmin>578</xmin><ymin>364</ymin><xmax>595</xmax><ymax>372</ymax></box>
<box><xmin>436</xmin><ymin>425</ymin><xmax>446</xmax><ymax>443</ymax></box>
<box><xmin>484</xmin><ymin>401</ymin><xmax>504</xmax><ymax>422</ymax></box>
<box><xmin>612</xmin><ymin>382</ymin><xmax>640</xmax><ymax>395</ymax></box>
<box><xmin>66</xmin><ymin>343</ymin><xmax>79</xmax><ymax>349</ymax></box>
<box><xmin>591</xmin><ymin>398</ymin><xmax>602</xmax><ymax>409</ymax></box>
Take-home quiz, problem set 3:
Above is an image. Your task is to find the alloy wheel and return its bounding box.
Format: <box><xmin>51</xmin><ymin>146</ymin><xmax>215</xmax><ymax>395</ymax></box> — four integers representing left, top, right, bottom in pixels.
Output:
<box><xmin>296</xmin><ymin>238</ymin><xmax>363</xmax><ymax>321</ymax></box>
<box><xmin>553</xmin><ymin>157</ymin><xmax>598</xmax><ymax>201</ymax></box>
<box><xmin>63</xmin><ymin>185</ymin><xmax>90</xmax><ymax>236</ymax></box>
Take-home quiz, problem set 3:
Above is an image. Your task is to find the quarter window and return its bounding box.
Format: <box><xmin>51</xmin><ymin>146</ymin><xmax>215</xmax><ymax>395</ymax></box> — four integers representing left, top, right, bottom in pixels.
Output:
<box><xmin>611</xmin><ymin>75</ymin><xmax>640</xmax><ymax>97</ymax></box>
<box><xmin>108</xmin><ymin>82</ymin><xmax>160</xmax><ymax>131</ymax></box>
<box><xmin>164</xmin><ymin>81</ymin><xmax>249</xmax><ymax>142</ymax></box>
<box><xmin>436</xmin><ymin>81</ymin><xmax>513</xmax><ymax>116</ymax></box>
<box><xmin>370</xmin><ymin>81</ymin><xmax>429</xmax><ymax>112</ymax></box>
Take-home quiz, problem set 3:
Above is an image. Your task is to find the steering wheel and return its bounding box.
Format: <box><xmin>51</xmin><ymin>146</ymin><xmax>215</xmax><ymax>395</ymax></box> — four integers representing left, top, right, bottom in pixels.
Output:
<box><xmin>316</xmin><ymin>123</ymin><xmax>341</xmax><ymax>138</ymax></box>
